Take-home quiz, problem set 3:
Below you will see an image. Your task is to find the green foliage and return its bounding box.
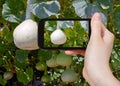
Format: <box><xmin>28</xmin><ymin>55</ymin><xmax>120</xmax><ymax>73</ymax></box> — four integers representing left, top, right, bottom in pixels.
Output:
<box><xmin>97</xmin><ymin>0</ymin><xmax>113</xmax><ymax>11</ymax></box>
<box><xmin>111</xmin><ymin>1</ymin><xmax>120</xmax><ymax>31</ymax></box>
<box><xmin>2</xmin><ymin>0</ymin><xmax>26</xmax><ymax>23</ymax></box>
<box><xmin>0</xmin><ymin>0</ymin><xmax>5</xmax><ymax>23</ymax></box>
<box><xmin>0</xmin><ymin>0</ymin><xmax>120</xmax><ymax>85</ymax></box>
<box><xmin>15</xmin><ymin>50</ymin><xmax>29</xmax><ymax>63</ymax></box>
<box><xmin>16</xmin><ymin>67</ymin><xmax>33</xmax><ymax>85</ymax></box>
<box><xmin>31</xmin><ymin>1</ymin><xmax>60</xmax><ymax>18</ymax></box>
<box><xmin>0</xmin><ymin>75</ymin><xmax>7</xmax><ymax>86</ymax></box>
<box><xmin>44</xmin><ymin>20</ymin><xmax>88</xmax><ymax>48</ymax></box>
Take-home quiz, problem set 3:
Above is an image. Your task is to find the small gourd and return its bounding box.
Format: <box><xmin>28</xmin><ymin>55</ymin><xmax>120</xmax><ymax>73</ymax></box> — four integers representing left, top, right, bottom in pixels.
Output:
<box><xmin>61</xmin><ymin>69</ymin><xmax>78</xmax><ymax>83</ymax></box>
<box><xmin>56</xmin><ymin>52</ymin><xmax>72</xmax><ymax>67</ymax></box>
<box><xmin>46</xmin><ymin>57</ymin><xmax>58</xmax><ymax>67</ymax></box>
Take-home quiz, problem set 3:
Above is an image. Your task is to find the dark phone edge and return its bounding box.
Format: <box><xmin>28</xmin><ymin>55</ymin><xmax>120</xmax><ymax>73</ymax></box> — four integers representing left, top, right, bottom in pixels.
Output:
<box><xmin>38</xmin><ymin>18</ymin><xmax>91</xmax><ymax>50</ymax></box>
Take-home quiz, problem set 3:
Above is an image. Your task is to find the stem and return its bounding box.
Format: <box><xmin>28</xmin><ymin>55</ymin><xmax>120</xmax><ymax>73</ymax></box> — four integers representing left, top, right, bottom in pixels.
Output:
<box><xmin>57</xmin><ymin>21</ymin><xmax>60</xmax><ymax>30</ymax></box>
<box><xmin>25</xmin><ymin>0</ymin><xmax>32</xmax><ymax>19</ymax></box>
<box><xmin>66</xmin><ymin>66</ymin><xmax>70</xmax><ymax>69</ymax></box>
<box><xmin>85</xmin><ymin>0</ymin><xmax>90</xmax><ymax>5</ymax></box>
<box><xmin>44</xmin><ymin>70</ymin><xmax>47</xmax><ymax>75</ymax></box>
<box><xmin>3</xmin><ymin>56</ymin><xmax>10</xmax><ymax>71</ymax></box>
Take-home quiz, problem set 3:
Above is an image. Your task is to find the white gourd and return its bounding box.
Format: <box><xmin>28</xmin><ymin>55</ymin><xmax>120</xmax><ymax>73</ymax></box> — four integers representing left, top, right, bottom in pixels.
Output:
<box><xmin>50</xmin><ymin>29</ymin><xmax>67</xmax><ymax>45</ymax></box>
<box><xmin>13</xmin><ymin>19</ymin><xmax>39</xmax><ymax>50</ymax></box>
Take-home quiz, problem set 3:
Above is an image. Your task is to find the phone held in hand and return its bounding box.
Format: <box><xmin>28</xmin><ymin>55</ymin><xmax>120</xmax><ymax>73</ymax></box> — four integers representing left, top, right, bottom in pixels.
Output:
<box><xmin>38</xmin><ymin>18</ymin><xmax>91</xmax><ymax>50</ymax></box>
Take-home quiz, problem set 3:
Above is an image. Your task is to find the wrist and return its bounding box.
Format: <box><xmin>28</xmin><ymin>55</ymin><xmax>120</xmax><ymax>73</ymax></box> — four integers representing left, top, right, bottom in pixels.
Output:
<box><xmin>84</xmin><ymin>62</ymin><xmax>120</xmax><ymax>86</ymax></box>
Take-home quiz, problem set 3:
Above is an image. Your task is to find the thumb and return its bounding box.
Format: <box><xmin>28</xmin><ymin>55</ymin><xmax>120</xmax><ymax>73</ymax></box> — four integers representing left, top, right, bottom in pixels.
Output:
<box><xmin>90</xmin><ymin>13</ymin><xmax>102</xmax><ymax>39</ymax></box>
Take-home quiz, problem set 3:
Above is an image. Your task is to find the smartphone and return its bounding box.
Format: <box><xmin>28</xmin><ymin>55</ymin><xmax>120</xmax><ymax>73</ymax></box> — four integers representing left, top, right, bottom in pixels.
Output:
<box><xmin>38</xmin><ymin>18</ymin><xmax>91</xmax><ymax>50</ymax></box>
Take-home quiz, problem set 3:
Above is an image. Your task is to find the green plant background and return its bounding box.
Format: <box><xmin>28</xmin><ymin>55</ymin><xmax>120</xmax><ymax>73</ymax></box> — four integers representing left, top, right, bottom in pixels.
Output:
<box><xmin>44</xmin><ymin>20</ymin><xmax>88</xmax><ymax>48</ymax></box>
<box><xmin>0</xmin><ymin>0</ymin><xmax>120</xmax><ymax>86</ymax></box>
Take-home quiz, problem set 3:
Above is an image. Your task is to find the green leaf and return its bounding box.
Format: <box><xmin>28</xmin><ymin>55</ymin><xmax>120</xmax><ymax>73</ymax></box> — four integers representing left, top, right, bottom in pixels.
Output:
<box><xmin>0</xmin><ymin>39</ymin><xmax>7</xmax><ymax>55</ymax></box>
<box><xmin>114</xmin><ymin>2</ymin><xmax>120</xmax><ymax>31</ymax></box>
<box><xmin>86</xmin><ymin>3</ymin><xmax>107</xmax><ymax>24</ymax></box>
<box><xmin>16</xmin><ymin>68</ymin><xmax>33</xmax><ymax>85</ymax></box>
<box><xmin>28</xmin><ymin>0</ymin><xmax>48</xmax><ymax>4</ymax></box>
<box><xmin>0</xmin><ymin>58</ymin><xmax>4</xmax><ymax>66</ymax></box>
<box><xmin>73</xmin><ymin>0</ymin><xmax>90</xmax><ymax>18</ymax></box>
<box><xmin>97</xmin><ymin>0</ymin><xmax>113</xmax><ymax>11</ymax></box>
<box><xmin>0</xmin><ymin>0</ymin><xmax>5</xmax><ymax>17</ymax></box>
<box><xmin>45</xmin><ymin>21</ymin><xmax>74</xmax><ymax>31</ymax></box>
<box><xmin>58</xmin><ymin>21</ymin><xmax>74</xmax><ymax>29</ymax></box>
<box><xmin>80</xmin><ymin>21</ymin><xmax>89</xmax><ymax>31</ymax></box>
<box><xmin>85</xmin><ymin>3</ymin><xmax>101</xmax><ymax>17</ymax></box>
<box><xmin>114</xmin><ymin>12</ymin><xmax>120</xmax><ymax>31</ymax></box>
<box><xmin>73</xmin><ymin>1</ymin><xmax>101</xmax><ymax>17</ymax></box>
<box><xmin>2</xmin><ymin>0</ymin><xmax>25</xmax><ymax>23</ymax></box>
<box><xmin>14</xmin><ymin>59</ymin><xmax>27</xmax><ymax>69</ymax></box>
<box><xmin>25</xmin><ymin>67</ymin><xmax>33</xmax><ymax>81</ymax></box>
<box><xmin>38</xmin><ymin>50</ymin><xmax>52</xmax><ymax>61</ymax></box>
<box><xmin>45</xmin><ymin>21</ymin><xmax>57</xmax><ymax>31</ymax></box>
<box><xmin>111</xmin><ymin>49</ymin><xmax>120</xmax><ymax>70</ymax></box>
<box><xmin>15</xmin><ymin>50</ymin><xmax>28</xmax><ymax>63</ymax></box>
<box><xmin>16</xmin><ymin>70</ymin><xmax>29</xmax><ymax>85</ymax></box>
<box><xmin>111</xmin><ymin>58</ymin><xmax>120</xmax><ymax>70</ymax></box>
<box><xmin>31</xmin><ymin>1</ymin><xmax>60</xmax><ymax>18</ymax></box>
<box><xmin>73</xmin><ymin>1</ymin><xmax>107</xmax><ymax>24</ymax></box>
<box><xmin>2</xmin><ymin>28</ymin><xmax>13</xmax><ymax>43</ymax></box>
<box><xmin>0</xmin><ymin>75</ymin><xmax>7</xmax><ymax>86</ymax></box>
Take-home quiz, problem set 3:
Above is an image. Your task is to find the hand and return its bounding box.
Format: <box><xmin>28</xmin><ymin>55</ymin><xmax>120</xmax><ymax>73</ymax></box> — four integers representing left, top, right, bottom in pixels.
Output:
<box><xmin>65</xmin><ymin>13</ymin><xmax>120</xmax><ymax>86</ymax></box>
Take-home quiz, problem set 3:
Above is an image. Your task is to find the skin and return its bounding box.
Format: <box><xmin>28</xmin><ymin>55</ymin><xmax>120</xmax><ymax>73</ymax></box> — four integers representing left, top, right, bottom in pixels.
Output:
<box><xmin>65</xmin><ymin>13</ymin><xmax>120</xmax><ymax>86</ymax></box>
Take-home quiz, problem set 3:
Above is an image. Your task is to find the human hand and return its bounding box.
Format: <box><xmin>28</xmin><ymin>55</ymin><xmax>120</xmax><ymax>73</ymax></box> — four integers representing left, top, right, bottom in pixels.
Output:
<box><xmin>65</xmin><ymin>13</ymin><xmax>120</xmax><ymax>86</ymax></box>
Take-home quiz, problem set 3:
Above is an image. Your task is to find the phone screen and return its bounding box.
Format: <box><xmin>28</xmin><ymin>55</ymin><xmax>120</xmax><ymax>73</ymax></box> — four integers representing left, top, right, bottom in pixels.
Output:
<box><xmin>38</xmin><ymin>19</ymin><xmax>91</xmax><ymax>50</ymax></box>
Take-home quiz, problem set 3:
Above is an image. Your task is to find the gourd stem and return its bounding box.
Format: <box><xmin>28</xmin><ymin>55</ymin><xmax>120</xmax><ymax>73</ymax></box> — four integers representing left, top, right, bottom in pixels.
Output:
<box><xmin>66</xmin><ymin>66</ymin><xmax>70</xmax><ymax>69</ymax></box>
<box><xmin>56</xmin><ymin>14</ymin><xmax>60</xmax><ymax>30</ymax></box>
<box><xmin>44</xmin><ymin>70</ymin><xmax>47</xmax><ymax>75</ymax></box>
<box><xmin>57</xmin><ymin>21</ymin><xmax>60</xmax><ymax>30</ymax></box>
<box><xmin>25</xmin><ymin>0</ymin><xmax>31</xmax><ymax>19</ymax></box>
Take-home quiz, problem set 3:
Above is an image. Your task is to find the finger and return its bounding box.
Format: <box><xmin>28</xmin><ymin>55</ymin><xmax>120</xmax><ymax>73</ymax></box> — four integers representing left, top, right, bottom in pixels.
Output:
<box><xmin>91</xmin><ymin>12</ymin><xmax>102</xmax><ymax>39</ymax></box>
<box><xmin>103</xmin><ymin>28</ymin><xmax>114</xmax><ymax>44</ymax></box>
<box><xmin>65</xmin><ymin>50</ymin><xmax>85</xmax><ymax>56</ymax></box>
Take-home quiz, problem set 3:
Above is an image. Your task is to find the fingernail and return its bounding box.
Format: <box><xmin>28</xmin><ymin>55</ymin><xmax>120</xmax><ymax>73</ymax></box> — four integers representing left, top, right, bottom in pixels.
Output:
<box><xmin>93</xmin><ymin>13</ymin><xmax>101</xmax><ymax>20</ymax></box>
